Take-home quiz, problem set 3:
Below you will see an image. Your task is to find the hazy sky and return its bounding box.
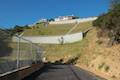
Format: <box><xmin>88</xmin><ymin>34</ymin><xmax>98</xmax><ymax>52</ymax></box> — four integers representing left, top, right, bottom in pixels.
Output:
<box><xmin>0</xmin><ymin>0</ymin><xmax>110</xmax><ymax>28</ymax></box>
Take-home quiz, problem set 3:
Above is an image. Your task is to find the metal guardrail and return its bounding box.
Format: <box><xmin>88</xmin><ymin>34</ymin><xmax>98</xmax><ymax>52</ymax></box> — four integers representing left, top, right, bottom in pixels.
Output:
<box><xmin>0</xmin><ymin>29</ymin><xmax>43</xmax><ymax>75</ymax></box>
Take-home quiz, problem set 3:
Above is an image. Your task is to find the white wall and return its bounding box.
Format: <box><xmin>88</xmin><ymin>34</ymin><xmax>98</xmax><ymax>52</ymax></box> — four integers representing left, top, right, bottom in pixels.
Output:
<box><xmin>12</xmin><ymin>32</ymin><xmax>83</xmax><ymax>44</ymax></box>
<box><xmin>49</xmin><ymin>17</ymin><xmax>97</xmax><ymax>24</ymax></box>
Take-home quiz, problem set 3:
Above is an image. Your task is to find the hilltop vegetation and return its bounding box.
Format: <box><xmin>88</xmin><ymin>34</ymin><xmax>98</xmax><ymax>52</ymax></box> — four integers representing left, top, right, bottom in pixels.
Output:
<box><xmin>24</xmin><ymin>23</ymin><xmax>75</xmax><ymax>36</ymax></box>
<box><xmin>93</xmin><ymin>1</ymin><xmax>120</xmax><ymax>46</ymax></box>
<box><xmin>7</xmin><ymin>20</ymin><xmax>93</xmax><ymax>36</ymax></box>
<box><xmin>23</xmin><ymin>21</ymin><xmax>92</xmax><ymax>36</ymax></box>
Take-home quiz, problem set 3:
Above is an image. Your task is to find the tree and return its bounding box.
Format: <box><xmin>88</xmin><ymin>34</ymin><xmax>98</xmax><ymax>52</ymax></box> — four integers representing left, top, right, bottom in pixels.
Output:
<box><xmin>49</xmin><ymin>18</ymin><xmax>54</xmax><ymax>22</ymax></box>
<box><xmin>11</xmin><ymin>25</ymin><xmax>31</xmax><ymax>35</ymax></box>
<box><xmin>93</xmin><ymin>2</ymin><xmax>120</xmax><ymax>45</ymax></box>
<box><xmin>12</xmin><ymin>25</ymin><xmax>24</xmax><ymax>34</ymax></box>
<box><xmin>110</xmin><ymin>0</ymin><xmax>120</xmax><ymax>10</ymax></box>
<box><xmin>23</xmin><ymin>25</ymin><xmax>31</xmax><ymax>29</ymax></box>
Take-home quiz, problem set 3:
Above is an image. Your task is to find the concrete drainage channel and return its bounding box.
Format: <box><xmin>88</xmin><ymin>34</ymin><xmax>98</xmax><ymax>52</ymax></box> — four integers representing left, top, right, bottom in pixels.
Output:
<box><xmin>0</xmin><ymin>63</ymin><xmax>44</xmax><ymax>80</ymax></box>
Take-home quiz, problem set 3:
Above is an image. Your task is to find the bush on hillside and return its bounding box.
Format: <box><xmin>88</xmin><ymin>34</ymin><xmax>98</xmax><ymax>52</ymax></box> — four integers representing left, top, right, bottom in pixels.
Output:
<box><xmin>93</xmin><ymin>2</ymin><xmax>120</xmax><ymax>46</ymax></box>
<box><xmin>11</xmin><ymin>25</ymin><xmax>30</xmax><ymax>35</ymax></box>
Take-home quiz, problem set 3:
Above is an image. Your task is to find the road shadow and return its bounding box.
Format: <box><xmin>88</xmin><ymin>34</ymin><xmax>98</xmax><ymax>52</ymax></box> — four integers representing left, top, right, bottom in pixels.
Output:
<box><xmin>71</xmin><ymin>66</ymin><xmax>107</xmax><ymax>80</ymax></box>
<box><xmin>23</xmin><ymin>59</ymin><xmax>107</xmax><ymax>80</ymax></box>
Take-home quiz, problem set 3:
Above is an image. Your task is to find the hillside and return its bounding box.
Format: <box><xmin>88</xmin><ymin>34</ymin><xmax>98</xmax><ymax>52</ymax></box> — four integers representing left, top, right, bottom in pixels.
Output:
<box><xmin>40</xmin><ymin>27</ymin><xmax>120</xmax><ymax>80</ymax></box>
<box><xmin>3</xmin><ymin>20</ymin><xmax>119</xmax><ymax>80</ymax></box>
<box><xmin>23</xmin><ymin>21</ymin><xmax>92</xmax><ymax>36</ymax></box>
<box><xmin>17</xmin><ymin>20</ymin><xmax>120</xmax><ymax>80</ymax></box>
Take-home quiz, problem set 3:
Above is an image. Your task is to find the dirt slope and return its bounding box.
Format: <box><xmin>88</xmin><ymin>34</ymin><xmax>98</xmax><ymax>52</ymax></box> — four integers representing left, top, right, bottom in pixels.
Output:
<box><xmin>76</xmin><ymin>28</ymin><xmax>120</xmax><ymax>80</ymax></box>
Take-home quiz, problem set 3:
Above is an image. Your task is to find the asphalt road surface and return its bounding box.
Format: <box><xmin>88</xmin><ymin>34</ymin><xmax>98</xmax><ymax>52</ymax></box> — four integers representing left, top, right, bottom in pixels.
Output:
<box><xmin>23</xmin><ymin>64</ymin><xmax>106</xmax><ymax>80</ymax></box>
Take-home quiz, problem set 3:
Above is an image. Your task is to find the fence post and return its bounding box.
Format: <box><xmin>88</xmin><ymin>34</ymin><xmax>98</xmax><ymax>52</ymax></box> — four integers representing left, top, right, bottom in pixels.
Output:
<box><xmin>30</xmin><ymin>43</ymin><xmax>33</xmax><ymax>64</ymax></box>
<box><xmin>17</xmin><ymin>37</ymin><xmax>20</xmax><ymax>68</ymax></box>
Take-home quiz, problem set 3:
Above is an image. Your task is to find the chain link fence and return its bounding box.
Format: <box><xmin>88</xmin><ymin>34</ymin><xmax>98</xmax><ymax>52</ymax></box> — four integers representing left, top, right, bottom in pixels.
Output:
<box><xmin>0</xmin><ymin>29</ymin><xmax>43</xmax><ymax>75</ymax></box>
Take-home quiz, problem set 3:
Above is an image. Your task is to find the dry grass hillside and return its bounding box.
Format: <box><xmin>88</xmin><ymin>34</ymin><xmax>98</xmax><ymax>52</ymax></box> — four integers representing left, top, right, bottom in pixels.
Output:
<box><xmin>77</xmin><ymin>28</ymin><xmax>120</xmax><ymax>80</ymax></box>
<box><xmin>40</xmin><ymin>28</ymin><xmax>120</xmax><ymax>80</ymax></box>
<box><xmin>23</xmin><ymin>21</ymin><xmax>92</xmax><ymax>36</ymax></box>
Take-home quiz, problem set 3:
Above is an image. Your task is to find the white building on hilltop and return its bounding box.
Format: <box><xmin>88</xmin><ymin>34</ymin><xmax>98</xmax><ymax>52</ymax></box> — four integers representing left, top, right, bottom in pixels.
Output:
<box><xmin>54</xmin><ymin>15</ymin><xmax>79</xmax><ymax>21</ymax></box>
<box><xmin>39</xmin><ymin>19</ymin><xmax>48</xmax><ymax>23</ymax></box>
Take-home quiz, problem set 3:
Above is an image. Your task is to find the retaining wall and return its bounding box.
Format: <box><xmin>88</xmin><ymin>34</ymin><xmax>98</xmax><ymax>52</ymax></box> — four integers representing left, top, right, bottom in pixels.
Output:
<box><xmin>12</xmin><ymin>32</ymin><xmax>83</xmax><ymax>44</ymax></box>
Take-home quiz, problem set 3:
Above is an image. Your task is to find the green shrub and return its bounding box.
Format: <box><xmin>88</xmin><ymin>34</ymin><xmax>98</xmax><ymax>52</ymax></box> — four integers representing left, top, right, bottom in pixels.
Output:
<box><xmin>98</xmin><ymin>62</ymin><xmax>110</xmax><ymax>72</ymax></box>
<box><xmin>98</xmin><ymin>62</ymin><xmax>105</xmax><ymax>70</ymax></box>
<box><xmin>93</xmin><ymin>2</ymin><xmax>120</xmax><ymax>46</ymax></box>
<box><xmin>104</xmin><ymin>65</ymin><xmax>110</xmax><ymax>72</ymax></box>
<box><xmin>96</xmin><ymin>40</ymin><xmax>103</xmax><ymax>45</ymax></box>
<box><xmin>111</xmin><ymin>75</ymin><xmax>116</xmax><ymax>78</ymax></box>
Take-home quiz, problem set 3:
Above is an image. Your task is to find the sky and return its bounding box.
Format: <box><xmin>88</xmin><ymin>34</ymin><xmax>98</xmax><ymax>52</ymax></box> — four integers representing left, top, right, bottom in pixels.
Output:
<box><xmin>0</xmin><ymin>0</ymin><xmax>110</xmax><ymax>28</ymax></box>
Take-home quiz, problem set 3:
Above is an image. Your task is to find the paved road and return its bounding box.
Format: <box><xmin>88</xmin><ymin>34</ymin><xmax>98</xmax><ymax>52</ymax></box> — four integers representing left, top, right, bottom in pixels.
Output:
<box><xmin>23</xmin><ymin>64</ymin><xmax>106</xmax><ymax>80</ymax></box>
